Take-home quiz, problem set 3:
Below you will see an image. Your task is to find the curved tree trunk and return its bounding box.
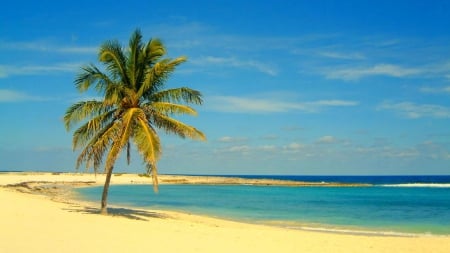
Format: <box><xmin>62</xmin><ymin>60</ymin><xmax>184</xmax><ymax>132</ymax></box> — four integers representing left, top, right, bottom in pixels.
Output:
<box><xmin>100</xmin><ymin>166</ymin><xmax>114</xmax><ymax>215</ymax></box>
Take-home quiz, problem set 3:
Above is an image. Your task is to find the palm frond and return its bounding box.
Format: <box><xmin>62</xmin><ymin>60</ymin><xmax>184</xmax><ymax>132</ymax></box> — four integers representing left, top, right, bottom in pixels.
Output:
<box><xmin>150</xmin><ymin>112</ymin><xmax>206</xmax><ymax>141</ymax></box>
<box><xmin>72</xmin><ymin>111</ymin><xmax>115</xmax><ymax>150</ymax></box>
<box><xmin>144</xmin><ymin>102</ymin><xmax>198</xmax><ymax>116</ymax></box>
<box><xmin>127</xmin><ymin>29</ymin><xmax>144</xmax><ymax>89</ymax></box>
<box><xmin>134</xmin><ymin>115</ymin><xmax>162</xmax><ymax>193</ymax></box>
<box><xmin>99</xmin><ymin>40</ymin><xmax>130</xmax><ymax>86</ymax></box>
<box><xmin>75</xmin><ymin>65</ymin><xmax>112</xmax><ymax>92</ymax></box>
<box><xmin>76</xmin><ymin>120</ymin><xmax>120</xmax><ymax>171</ymax></box>
<box><xmin>64</xmin><ymin>101</ymin><xmax>109</xmax><ymax>130</ymax></box>
<box><xmin>104</xmin><ymin>108</ymin><xmax>141</xmax><ymax>171</ymax></box>
<box><xmin>134</xmin><ymin>38</ymin><xmax>166</xmax><ymax>94</ymax></box>
<box><xmin>150</xmin><ymin>87</ymin><xmax>203</xmax><ymax>105</ymax></box>
<box><xmin>138</xmin><ymin>56</ymin><xmax>187</xmax><ymax>98</ymax></box>
<box><xmin>143</xmin><ymin>38</ymin><xmax>165</xmax><ymax>65</ymax></box>
<box><xmin>146</xmin><ymin>162</ymin><xmax>159</xmax><ymax>193</ymax></box>
<box><xmin>103</xmin><ymin>82</ymin><xmax>126</xmax><ymax>106</ymax></box>
<box><xmin>134</xmin><ymin>116</ymin><xmax>161</xmax><ymax>163</ymax></box>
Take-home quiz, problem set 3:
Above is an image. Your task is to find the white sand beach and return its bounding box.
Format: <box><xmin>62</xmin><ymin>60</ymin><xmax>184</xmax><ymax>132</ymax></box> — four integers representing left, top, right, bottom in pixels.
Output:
<box><xmin>1</xmin><ymin>172</ymin><xmax>449</xmax><ymax>253</ymax></box>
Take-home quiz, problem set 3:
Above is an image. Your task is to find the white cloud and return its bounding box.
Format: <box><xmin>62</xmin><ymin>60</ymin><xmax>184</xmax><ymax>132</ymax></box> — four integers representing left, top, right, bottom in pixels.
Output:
<box><xmin>318</xmin><ymin>51</ymin><xmax>365</xmax><ymax>60</ymax></box>
<box><xmin>355</xmin><ymin>145</ymin><xmax>419</xmax><ymax>159</ymax></box>
<box><xmin>310</xmin><ymin>100</ymin><xmax>359</xmax><ymax>107</ymax></box>
<box><xmin>214</xmin><ymin>145</ymin><xmax>251</xmax><ymax>155</ymax></box>
<box><xmin>325</xmin><ymin>64</ymin><xmax>422</xmax><ymax>80</ymax></box>
<box><xmin>419</xmin><ymin>86</ymin><xmax>450</xmax><ymax>94</ymax></box>
<box><xmin>192</xmin><ymin>56</ymin><xmax>278</xmax><ymax>76</ymax></box>
<box><xmin>283</xmin><ymin>142</ymin><xmax>304</xmax><ymax>153</ymax></box>
<box><xmin>0</xmin><ymin>68</ymin><xmax>7</xmax><ymax>78</ymax></box>
<box><xmin>261</xmin><ymin>135</ymin><xmax>279</xmax><ymax>140</ymax></box>
<box><xmin>218</xmin><ymin>136</ymin><xmax>248</xmax><ymax>143</ymax></box>
<box><xmin>282</xmin><ymin>126</ymin><xmax>305</xmax><ymax>132</ymax></box>
<box><xmin>0</xmin><ymin>41</ymin><xmax>96</xmax><ymax>54</ymax></box>
<box><xmin>287</xmin><ymin>142</ymin><xmax>303</xmax><ymax>149</ymax></box>
<box><xmin>218</xmin><ymin>136</ymin><xmax>234</xmax><ymax>142</ymax></box>
<box><xmin>353</xmin><ymin>139</ymin><xmax>450</xmax><ymax>160</ymax></box>
<box><xmin>0</xmin><ymin>63</ymin><xmax>80</xmax><ymax>78</ymax></box>
<box><xmin>0</xmin><ymin>89</ymin><xmax>46</xmax><ymax>103</ymax></box>
<box><xmin>377</xmin><ymin>101</ymin><xmax>450</xmax><ymax>119</ymax></box>
<box><xmin>228</xmin><ymin>145</ymin><xmax>250</xmax><ymax>152</ymax></box>
<box><xmin>257</xmin><ymin>145</ymin><xmax>277</xmax><ymax>152</ymax></box>
<box><xmin>56</xmin><ymin>47</ymin><xmax>97</xmax><ymax>54</ymax></box>
<box><xmin>207</xmin><ymin>95</ymin><xmax>358</xmax><ymax>114</ymax></box>
<box><xmin>207</xmin><ymin>96</ymin><xmax>299</xmax><ymax>113</ymax></box>
<box><xmin>385</xmin><ymin>150</ymin><xmax>420</xmax><ymax>158</ymax></box>
<box><xmin>316</xmin><ymin>135</ymin><xmax>337</xmax><ymax>144</ymax></box>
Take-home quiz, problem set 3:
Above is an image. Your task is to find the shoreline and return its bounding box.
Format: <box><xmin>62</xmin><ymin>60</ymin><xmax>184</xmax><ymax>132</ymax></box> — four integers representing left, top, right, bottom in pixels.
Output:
<box><xmin>72</xmin><ymin>181</ymin><xmax>450</xmax><ymax>238</ymax></box>
<box><xmin>1</xmin><ymin>172</ymin><xmax>450</xmax><ymax>253</ymax></box>
<box><xmin>2</xmin><ymin>172</ymin><xmax>449</xmax><ymax>237</ymax></box>
<box><xmin>0</xmin><ymin>171</ymin><xmax>373</xmax><ymax>187</ymax></box>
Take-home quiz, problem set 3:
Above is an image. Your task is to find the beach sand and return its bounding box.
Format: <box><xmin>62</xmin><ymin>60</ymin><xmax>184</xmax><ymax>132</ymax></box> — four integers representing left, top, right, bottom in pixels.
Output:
<box><xmin>1</xmin><ymin>172</ymin><xmax>449</xmax><ymax>253</ymax></box>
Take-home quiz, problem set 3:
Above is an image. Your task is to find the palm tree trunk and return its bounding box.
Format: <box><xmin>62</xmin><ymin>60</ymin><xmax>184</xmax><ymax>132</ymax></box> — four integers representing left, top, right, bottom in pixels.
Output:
<box><xmin>100</xmin><ymin>166</ymin><xmax>114</xmax><ymax>215</ymax></box>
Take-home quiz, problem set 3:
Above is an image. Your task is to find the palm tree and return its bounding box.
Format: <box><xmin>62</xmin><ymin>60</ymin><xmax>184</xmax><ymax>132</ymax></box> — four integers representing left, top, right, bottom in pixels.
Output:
<box><xmin>64</xmin><ymin>29</ymin><xmax>206</xmax><ymax>214</ymax></box>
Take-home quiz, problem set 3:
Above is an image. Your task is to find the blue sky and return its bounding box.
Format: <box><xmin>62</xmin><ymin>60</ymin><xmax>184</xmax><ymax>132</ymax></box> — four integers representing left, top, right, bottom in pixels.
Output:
<box><xmin>1</xmin><ymin>0</ymin><xmax>450</xmax><ymax>175</ymax></box>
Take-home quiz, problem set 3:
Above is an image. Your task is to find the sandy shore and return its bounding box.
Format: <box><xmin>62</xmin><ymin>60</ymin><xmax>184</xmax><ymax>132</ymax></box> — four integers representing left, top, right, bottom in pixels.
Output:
<box><xmin>1</xmin><ymin>172</ymin><xmax>449</xmax><ymax>253</ymax></box>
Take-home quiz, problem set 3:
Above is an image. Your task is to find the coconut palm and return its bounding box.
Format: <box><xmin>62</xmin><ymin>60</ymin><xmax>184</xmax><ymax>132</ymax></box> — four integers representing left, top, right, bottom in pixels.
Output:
<box><xmin>64</xmin><ymin>29</ymin><xmax>206</xmax><ymax>214</ymax></box>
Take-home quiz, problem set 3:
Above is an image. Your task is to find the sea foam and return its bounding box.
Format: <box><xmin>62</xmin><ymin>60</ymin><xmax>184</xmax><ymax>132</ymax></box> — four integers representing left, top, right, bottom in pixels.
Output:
<box><xmin>381</xmin><ymin>183</ymin><xmax>450</xmax><ymax>188</ymax></box>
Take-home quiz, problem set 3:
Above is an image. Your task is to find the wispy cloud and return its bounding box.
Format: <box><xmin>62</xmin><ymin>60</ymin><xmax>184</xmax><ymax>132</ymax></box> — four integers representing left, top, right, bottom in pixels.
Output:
<box><xmin>283</xmin><ymin>142</ymin><xmax>304</xmax><ymax>151</ymax></box>
<box><xmin>207</xmin><ymin>94</ymin><xmax>358</xmax><ymax>114</ymax></box>
<box><xmin>256</xmin><ymin>145</ymin><xmax>277</xmax><ymax>152</ymax></box>
<box><xmin>0</xmin><ymin>63</ymin><xmax>80</xmax><ymax>78</ymax></box>
<box><xmin>214</xmin><ymin>145</ymin><xmax>251</xmax><ymax>155</ymax></box>
<box><xmin>377</xmin><ymin>101</ymin><xmax>450</xmax><ymax>119</ymax></box>
<box><xmin>354</xmin><ymin>140</ymin><xmax>450</xmax><ymax>161</ymax></box>
<box><xmin>191</xmin><ymin>56</ymin><xmax>278</xmax><ymax>76</ymax></box>
<box><xmin>0</xmin><ymin>89</ymin><xmax>48</xmax><ymax>103</ymax></box>
<box><xmin>0</xmin><ymin>41</ymin><xmax>96</xmax><ymax>54</ymax></box>
<box><xmin>355</xmin><ymin>145</ymin><xmax>419</xmax><ymax>158</ymax></box>
<box><xmin>282</xmin><ymin>126</ymin><xmax>305</xmax><ymax>132</ymax></box>
<box><xmin>316</xmin><ymin>135</ymin><xmax>338</xmax><ymax>144</ymax></box>
<box><xmin>317</xmin><ymin>51</ymin><xmax>365</xmax><ymax>60</ymax></box>
<box><xmin>419</xmin><ymin>86</ymin><xmax>450</xmax><ymax>94</ymax></box>
<box><xmin>325</xmin><ymin>64</ymin><xmax>422</xmax><ymax>81</ymax></box>
<box><xmin>310</xmin><ymin>100</ymin><xmax>359</xmax><ymax>107</ymax></box>
<box><xmin>56</xmin><ymin>47</ymin><xmax>97</xmax><ymax>54</ymax></box>
<box><xmin>218</xmin><ymin>136</ymin><xmax>249</xmax><ymax>143</ymax></box>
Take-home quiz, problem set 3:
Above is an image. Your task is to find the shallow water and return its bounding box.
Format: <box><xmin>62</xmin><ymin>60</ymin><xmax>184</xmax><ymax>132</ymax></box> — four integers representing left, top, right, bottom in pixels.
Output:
<box><xmin>76</xmin><ymin>178</ymin><xmax>450</xmax><ymax>235</ymax></box>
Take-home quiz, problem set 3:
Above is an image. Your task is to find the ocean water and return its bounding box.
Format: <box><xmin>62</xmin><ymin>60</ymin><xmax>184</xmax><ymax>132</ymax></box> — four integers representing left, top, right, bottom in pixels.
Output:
<box><xmin>75</xmin><ymin>175</ymin><xmax>450</xmax><ymax>236</ymax></box>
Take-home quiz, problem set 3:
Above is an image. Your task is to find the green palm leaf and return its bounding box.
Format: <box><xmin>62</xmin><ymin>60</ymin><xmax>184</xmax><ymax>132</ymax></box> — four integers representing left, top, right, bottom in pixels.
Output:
<box><xmin>64</xmin><ymin>100</ymin><xmax>109</xmax><ymax>130</ymax></box>
<box><xmin>147</xmin><ymin>102</ymin><xmax>198</xmax><ymax>116</ymax></box>
<box><xmin>138</xmin><ymin>57</ymin><xmax>187</xmax><ymax>98</ymax></box>
<box><xmin>150</xmin><ymin>111</ymin><xmax>206</xmax><ymax>140</ymax></box>
<box><xmin>151</xmin><ymin>87</ymin><xmax>203</xmax><ymax>104</ymax></box>
<box><xmin>76</xmin><ymin>120</ymin><xmax>119</xmax><ymax>171</ymax></box>
<box><xmin>72</xmin><ymin>111</ymin><xmax>115</xmax><ymax>150</ymax></box>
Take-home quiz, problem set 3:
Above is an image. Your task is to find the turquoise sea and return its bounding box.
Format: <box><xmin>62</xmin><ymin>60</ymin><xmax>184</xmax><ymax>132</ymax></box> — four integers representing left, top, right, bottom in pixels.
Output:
<box><xmin>75</xmin><ymin>175</ymin><xmax>450</xmax><ymax>236</ymax></box>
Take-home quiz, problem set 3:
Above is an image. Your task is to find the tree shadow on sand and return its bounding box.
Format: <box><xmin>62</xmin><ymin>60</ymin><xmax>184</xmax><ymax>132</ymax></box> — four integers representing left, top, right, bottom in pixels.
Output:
<box><xmin>63</xmin><ymin>205</ymin><xmax>169</xmax><ymax>221</ymax></box>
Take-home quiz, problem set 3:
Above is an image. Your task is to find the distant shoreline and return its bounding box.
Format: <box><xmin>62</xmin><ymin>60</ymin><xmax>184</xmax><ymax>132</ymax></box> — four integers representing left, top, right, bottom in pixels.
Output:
<box><xmin>0</xmin><ymin>171</ymin><xmax>373</xmax><ymax>187</ymax></box>
<box><xmin>2</xmin><ymin>171</ymin><xmax>450</xmax><ymax>185</ymax></box>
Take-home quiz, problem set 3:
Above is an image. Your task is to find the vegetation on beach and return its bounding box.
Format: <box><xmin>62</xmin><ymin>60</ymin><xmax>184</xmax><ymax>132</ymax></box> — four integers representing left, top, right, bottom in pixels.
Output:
<box><xmin>64</xmin><ymin>29</ymin><xmax>206</xmax><ymax>214</ymax></box>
